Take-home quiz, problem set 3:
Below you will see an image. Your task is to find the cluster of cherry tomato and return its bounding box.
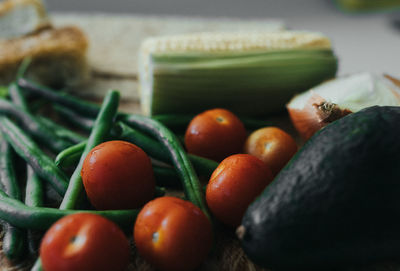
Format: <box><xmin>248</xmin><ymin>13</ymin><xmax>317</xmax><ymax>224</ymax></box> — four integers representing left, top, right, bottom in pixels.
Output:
<box><xmin>39</xmin><ymin>108</ymin><xmax>297</xmax><ymax>271</ymax></box>
<box><xmin>186</xmin><ymin>108</ymin><xmax>297</xmax><ymax>228</ymax></box>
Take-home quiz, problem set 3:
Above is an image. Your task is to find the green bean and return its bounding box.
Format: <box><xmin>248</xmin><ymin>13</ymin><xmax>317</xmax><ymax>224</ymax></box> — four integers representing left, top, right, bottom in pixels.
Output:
<box><xmin>6</xmin><ymin>80</ymin><xmax>44</xmax><ymax>207</ymax></box>
<box><xmin>37</xmin><ymin>116</ymin><xmax>86</xmax><ymax>144</ymax></box>
<box><xmin>53</xmin><ymin>104</ymin><xmax>95</xmax><ymax>132</ymax></box>
<box><xmin>0</xmin><ymin>140</ymin><xmax>26</xmax><ymax>260</ymax></box>
<box><xmin>16</xmin><ymin>79</ymin><xmax>213</xmax><ymax>218</ymax></box>
<box><xmin>18</xmin><ymin>78</ymin><xmax>101</xmax><ymax>118</ymax></box>
<box><xmin>8</xmin><ymin>82</ymin><xmax>29</xmax><ymax>111</ymax></box>
<box><xmin>18</xmin><ymin>79</ymin><xmax>267</xmax><ymax>145</ymax></box>
<box><xmin>25</xmin><ymin>166</ymin><xmax>44</xmax><ymax>254</ymax></box>
<box><xmin>8</xmin><ymin>77</ymin><xmax>44</xmax><ymax>255</ymax></box>
<box><xmin>33</xmin><ymin>89</ymin><xmax>122</xmax><ymax>271</ymax></box>
<box><xmin>153</xmin><ymin>166</ymin><xmax>181</xmax><ymax>188</ymax></box>
<box><xmin>18</xmin><ymin>78</ymin><xmax>128</xmax><ymax>122</ymax></box>
<box><xmin>55</xmin><ymin>140</ymin><xmax>87</xmax><ymax>168</ymax></box>
<box><xmin>0</xmin><ymin>141</ymin><xmax>21</xmax><ymax>199</ymax></box>
<box><xmin>152</xmin><ymin>114</ymin><xmax>194</xmax><ymax>130</ymax></box>
<box><xmin>18</xmin><ymin>81</ymin><xmax>123</xmax><ymax>270</ymax></box>
<box><xmin>186</xmin><ymin>154</ymin><xmax>218</xmax><ymax>177</ymax></box>
<box><xmin>0</xmin><ymin>86</ymin><xmax>7</xmax><ymax>98</ymax></box>
<box><xmin>59</xmin><ymin>90</ymin><xmax>120</xmax><ymax>210</ymax></box>
<box><xmin>55</xmin><ymin>140</ymin><xmax>181</xmax><ymax>187</ymax></box>
<box><xmin>16</xmin><ymin>57</ymin><xmax>32</xmax><ymax>79</ymax></box>
<box><xmin>17</xmin><ymin>79</ymin><xmax>271</xmax><ymax>132</ymax></box>
<box><xmin>31</xmin><ymin>258</ymin><xmax>42</xmax><ymax>271</ymax></box>
<box><xmin>122</xmin><ymin>114</ymin><xmax>211</xmax><ymax>220</ymax></box>
<box><xmin>0</xmin><ymin>117</ymin><xmax>68</xmax><ymax>195</ymax></box>
<box><xmin>1</xmin><ymin>223</ymin><xmax>26</xmax><ymax>261</ymax></box>
<box><xmin>0</xmin><ymin>190</ymin><xmax>139</xmax><ymax>230</ymax></box>
<box><xmin>118</xmin><ymin>122</ymin><xmax>218</xmax><ymax>177</ymax></box>
<box><xmin>0</xmin><ymin>98</ymin><xmax>72</xmax><ymax>153</ymax></box>
<box><xmin>25</xmin><ymin>167</ymin><xmax>44</xmax><ymax>208</ymax></box>
<box><xmin>56</xmin><ymin>142</ymin><xmax>201</xmax><ymax>188</ymax></box>
<box><xmin>55</xmin><ymin>122</ymin><xmax>219</xmax><ymax>178</ymax></box>
<box><xmin>117</xmin><ymin>121</ymin><xmax>167</xmax><ymax>161</ymax></box>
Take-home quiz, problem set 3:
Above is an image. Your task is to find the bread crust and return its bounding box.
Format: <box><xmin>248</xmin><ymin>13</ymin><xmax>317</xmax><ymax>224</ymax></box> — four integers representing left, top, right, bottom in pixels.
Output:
<box><xmin>0</xmin><ymin>0</ymin><xmax>51</xmax><ymax>38</ymax></box>
<box><xmin>0</xmin><ymin>26</ymin><xmax>89</xmax><ymax>86</ymax></box>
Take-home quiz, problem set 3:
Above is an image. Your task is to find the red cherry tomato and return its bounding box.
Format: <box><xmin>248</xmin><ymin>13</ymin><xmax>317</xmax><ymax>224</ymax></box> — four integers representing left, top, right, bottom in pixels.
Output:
<box><xmin>244</xmin><ymin>127</ymin><xmax>298</xmax><ymax>176</ymax></box>
<box><xmin>134</xmin><ymin>197</ymin><xmax>213</xmax><ymax>271</ymax></box>
<box><xmin>81</xmin><ymin>140</ymin><xmax>155</xmax><ymax>210</ymax></box>
<box><xmin>40</xmin><ymin>213</ymin><xmax>130</xmax><ymax>271</ymax></box>
<box><xmin>206</xmin><ymin>154</ymin><xmax>274</xmax><ymax>227</ymax></box>
<box><xmin>184</xmin><ymin>108</ymin><xmax>247</xmax><ymax>161</ymax></box>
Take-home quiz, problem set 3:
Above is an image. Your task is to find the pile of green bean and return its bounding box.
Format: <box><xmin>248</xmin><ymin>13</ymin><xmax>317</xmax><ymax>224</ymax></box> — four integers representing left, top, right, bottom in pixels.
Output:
<box><xmin>0</xmin><ymin>75</ymin><xmax>272</xmax><ymax>269</ymax></box>
<box><xmin>0</xmin><ymin>77</ymin><xmax>224</xmax><ymax>270</ymax></box>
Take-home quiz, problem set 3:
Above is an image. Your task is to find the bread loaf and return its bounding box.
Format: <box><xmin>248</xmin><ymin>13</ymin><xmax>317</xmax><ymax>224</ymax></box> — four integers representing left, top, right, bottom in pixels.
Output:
<box><xmin>0</xmin><ymin>0</ymin><xmax>50</xmax><ymax>40</ymax></box>
<box><xmin>0</xmin><ymin>26</ymin><xmax>89</xmax><ymax>87</ymax></box>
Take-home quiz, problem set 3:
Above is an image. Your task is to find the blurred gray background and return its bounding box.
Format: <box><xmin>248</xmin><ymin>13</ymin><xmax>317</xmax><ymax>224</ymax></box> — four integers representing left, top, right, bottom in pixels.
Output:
<box><xmin>46</xmin><ymin>0</ymin><xmax>400</xmax><ymax>76</ymax></box>
<box><xmin>46</xmin><ymin>0</ymin><xmax>336</xmax><ymax>18</ymax></box>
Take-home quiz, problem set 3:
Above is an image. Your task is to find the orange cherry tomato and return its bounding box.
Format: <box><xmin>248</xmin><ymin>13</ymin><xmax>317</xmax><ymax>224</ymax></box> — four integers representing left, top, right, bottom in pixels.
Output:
<box><xmin>40</xmin><ymin>213</ymin><xmax>130</xmax><ymax>271</ymax></box>
<box><xmin>134</xmin><ymin>197</ymin><xmax>213</xmax><ymax>271</ymax></box>
<box><xmin>81</xmin><ymin>140</ymin><xmax>155</xmax><ymax>210</ymax></box>
<box><xmin>206</xmin><ymin>154</ymin><xmax>273</xmax><ymax>227</ymax></box>
<box><xmin>184</xmin><ymin>108</ymin><xmax>247</xmax><ymax>161</ymax></box>
<box><xmin>244</xmin><ymin>127</ymin><xmax>298</xmax><ymax>176</ymax></box>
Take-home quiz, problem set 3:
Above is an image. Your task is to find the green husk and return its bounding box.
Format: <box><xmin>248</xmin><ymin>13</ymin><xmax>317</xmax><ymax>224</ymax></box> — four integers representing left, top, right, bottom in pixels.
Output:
<box><xmin>139</xmin><ymin>36</ymin><xmax>338</xmax><ymax>117</ymax></box>
<box><xmin>142</xmin><ymin>49</ymin><xmax>337</xmax><ymax>116</ymax></box>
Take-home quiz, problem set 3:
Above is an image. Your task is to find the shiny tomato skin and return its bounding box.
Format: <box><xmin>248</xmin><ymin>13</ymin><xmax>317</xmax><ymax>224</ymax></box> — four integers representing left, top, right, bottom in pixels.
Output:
<box><xmin>184</xmin><ymin>108</ymin><xmax>247</xmax><ymax>161</ymax></box>
<box><xmin>81</xmin><ymin>140</ymin><xmax>155</xmax><ymax>210</ymax></box>
<box><xmin>244</xmin><ymin>127</ymin><xmax>298</xmax><ymax>176</ymax></box>
<box><xmin>40</xmin><ymin>213</ymin><xmax>130</xmax><ymax>271</ymax></box>
<box><xmin>206</xmin><ymin>154</ymin><xmax>274</xmax><ymax>227</ymax></box>
<box><xmin>134</xmin><ymin>197</ymin><xmax>213</xmax><ymax>271</ymax></box>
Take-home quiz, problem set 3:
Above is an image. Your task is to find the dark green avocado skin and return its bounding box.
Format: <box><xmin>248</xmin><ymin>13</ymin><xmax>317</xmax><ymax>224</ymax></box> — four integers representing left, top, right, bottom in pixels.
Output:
<box><xmin>240</xmin><ymin>106</ymin><xmax>400</xmax><ymax>270</ymax></box>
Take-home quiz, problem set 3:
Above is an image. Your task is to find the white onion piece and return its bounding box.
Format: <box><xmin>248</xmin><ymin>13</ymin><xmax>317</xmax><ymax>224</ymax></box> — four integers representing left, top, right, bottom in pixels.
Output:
<box><xmin>287</xmin><ymin>72</ymin><xmax>400</xmax><ymax>141</ymax></box>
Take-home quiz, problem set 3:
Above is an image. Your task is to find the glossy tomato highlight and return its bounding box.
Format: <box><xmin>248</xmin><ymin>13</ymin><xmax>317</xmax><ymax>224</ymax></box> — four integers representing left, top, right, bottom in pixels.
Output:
<box><xmin>184</xmin><ymin>108</ymin><xmax>247</xmax><ymax>161</ymax></box>
<box><xmin>134</xmin><ymin>197</ymin><xmax>213</xmax><ymax>271</ymax></box>
<box><xmin>206</xmin><ymin>154</ymin><xmax>274</xmax><ymax>227</ymax></box>
<box><xmin>40</xmin><ymin>213</ymin><xmax>130</xmax><ymax>271</ymax></box>
<box><xmin>81</xmin><ymin>140</ymin><xmax>155</xmax><ymax>210</ymax></box>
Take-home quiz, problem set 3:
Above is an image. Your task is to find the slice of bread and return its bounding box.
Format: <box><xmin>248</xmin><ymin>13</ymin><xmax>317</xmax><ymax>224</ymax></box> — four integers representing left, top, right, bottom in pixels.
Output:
<box><xmin>0</xmin><ymin>0</ymin><xmax>50</xmax><ymax>40</ymax></box>
<box><xmin>0</xmin><ymin>26</ymin><xmax>89</xmax><ymax>87</ymax></box>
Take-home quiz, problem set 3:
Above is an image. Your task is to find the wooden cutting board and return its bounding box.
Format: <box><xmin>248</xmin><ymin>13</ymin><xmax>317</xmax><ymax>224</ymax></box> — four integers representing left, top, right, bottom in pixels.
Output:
<box><xmin>1</xmin><ymin>13</ymin><xmax>399</xmax><ymax>271</ymax></box>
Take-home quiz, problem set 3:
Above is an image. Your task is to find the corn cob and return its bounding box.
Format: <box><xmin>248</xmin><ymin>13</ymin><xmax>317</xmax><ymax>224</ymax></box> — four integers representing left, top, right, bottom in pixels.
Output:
<box><xmin>138</xmin><ymin>31</ymin><xmax>338</xmax><ymax>117</ymax></box>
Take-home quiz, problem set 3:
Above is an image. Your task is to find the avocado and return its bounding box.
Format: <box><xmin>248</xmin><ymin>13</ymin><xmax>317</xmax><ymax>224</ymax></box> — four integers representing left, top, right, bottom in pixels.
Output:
<box><xmin>239</xmin><ymin>106</ymin><xmax>400</xmax><ymax>270</ymax></box>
